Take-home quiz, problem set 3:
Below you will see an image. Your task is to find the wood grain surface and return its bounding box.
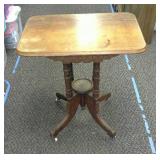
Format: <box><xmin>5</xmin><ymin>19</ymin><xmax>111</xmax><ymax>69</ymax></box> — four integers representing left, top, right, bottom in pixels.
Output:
<box><xmin>17</xmin><ymin>13</ymin><xmax>146</xmax><ymax>57</ymax></box>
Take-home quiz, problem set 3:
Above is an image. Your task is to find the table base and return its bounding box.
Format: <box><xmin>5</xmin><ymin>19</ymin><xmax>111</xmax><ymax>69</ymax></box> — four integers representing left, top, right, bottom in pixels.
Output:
<box><xmin>50</xmin><ymin>62</ymin><xmax>116</xmax><ymax>138</ymax></box>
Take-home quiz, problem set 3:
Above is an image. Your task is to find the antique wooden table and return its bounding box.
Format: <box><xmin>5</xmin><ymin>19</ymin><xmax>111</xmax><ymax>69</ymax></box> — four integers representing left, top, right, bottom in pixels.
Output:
<box><xmin>17</xmin><ymin>13</ymin><xmax>146</xmax><ymax>139</ymax></box>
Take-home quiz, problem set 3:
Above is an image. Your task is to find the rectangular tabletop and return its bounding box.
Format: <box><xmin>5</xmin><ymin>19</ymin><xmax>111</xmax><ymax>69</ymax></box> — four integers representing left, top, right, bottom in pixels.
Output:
<box><xmin>17</xmin><ymin>13</ymin><xmax>146</xmax><ymax>57</ymax></box>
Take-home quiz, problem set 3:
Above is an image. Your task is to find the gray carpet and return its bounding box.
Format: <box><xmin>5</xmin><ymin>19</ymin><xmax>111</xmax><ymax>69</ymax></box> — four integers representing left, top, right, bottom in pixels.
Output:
<box><xmin>4</xmin><ymin>4</ymin><xmax>156</xmax><ymax>154</ymax></box>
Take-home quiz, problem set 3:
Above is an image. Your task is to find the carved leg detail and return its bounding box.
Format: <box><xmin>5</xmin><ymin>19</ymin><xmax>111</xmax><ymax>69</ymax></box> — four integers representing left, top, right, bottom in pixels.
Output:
<box><xmin>63</xmin><ymin>63</ymin><xmax>73</xmax><ymax>99</ymax></box>
<box><xmin>69</xmin><ymin>63</ymin><xmax>74</xmax><ymax>81</ymax></box>
<box><xmin>50</xmin><ymin>95</ymin><xmax>80</xmax><ymax>138</ymax></box>
<box><xmin>93</xmin><ymin>62</ymin><xmax>100</xmax><ymax>113</ymax></box>
<box><xmin>86</xmin><ymin>95</ymin><xmax>116</xmax><ymax>138</ymax></box>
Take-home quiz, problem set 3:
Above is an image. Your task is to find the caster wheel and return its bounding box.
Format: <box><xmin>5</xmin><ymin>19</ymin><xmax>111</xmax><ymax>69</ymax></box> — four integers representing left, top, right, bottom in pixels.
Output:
<box><xmin>55</xmin><ymin>97</ymin><xmax>60</xmax><ymax>102</ymax></box>
<box><xmin>50</xmin><ymin>131</ymin><xmax>58</xmax><ymax>142</ymax></box>
<box><xmin>54</xmin><ymin>137</ymin><xmax>58</xmax><ymax>142</ymax></box>
<box><xmin>111</xmin><ymin>134</ymin><xmax>116</xmax><ymax>139</ymax></box>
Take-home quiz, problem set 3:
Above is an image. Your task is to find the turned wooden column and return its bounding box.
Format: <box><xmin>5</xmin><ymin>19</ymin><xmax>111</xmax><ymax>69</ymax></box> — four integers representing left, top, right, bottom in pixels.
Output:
<box><xmin>63</xmin><ymin>63</ymin><xmax>73</xmax><ymax>99</ymax></box>
<box><xmin>93</xmin><ymin>62</ymin><xmax>100</xmax><ymax>99</ymax></box>
<box><xmin>69</xmin><ymin>63</ymin><xmax>74</xmax><ymax>81</ymax></box>
<box><xmin>93</xmin><ymin>62</ymin><xmax>100</xmax><ymax>112</ymax></box>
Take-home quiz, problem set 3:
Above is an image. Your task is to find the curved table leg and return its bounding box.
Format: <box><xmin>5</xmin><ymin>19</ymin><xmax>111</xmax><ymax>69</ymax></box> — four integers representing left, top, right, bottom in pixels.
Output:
<box><xmin>86</xmin><ymin>95</ymin><xmax>116</xmax><ymax>138</ymax></box>
<box><xmin>50</xmin><ymin>95</ymin><xmax>80</xmax><ymax>138</ymax></box>
<box><xmin>97</xmin><ymin>93</ymin><xmax>111</xmax><ymax>102</ymax></box>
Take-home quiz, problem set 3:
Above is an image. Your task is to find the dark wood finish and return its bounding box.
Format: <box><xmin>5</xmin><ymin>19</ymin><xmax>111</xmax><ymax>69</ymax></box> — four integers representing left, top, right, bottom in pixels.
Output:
<box><xmin>51</xmin><ymin>85</ymin><xmax>116</xmax><ymax>138</ymax></box>
<box><xmin>50</xmin><ymin>95</ymin><xmax>80</xmax><ymax>138</ymax></box>
<box><xmin>93</xmin><ymin>62</ymin><xmax>100</xmax><ymax>113</ymax></box>
<box><xmin>85</xmin><ymin>95</ymin><xmax>116</xmax><ymax>137</ymax></box>
<box><xmin>69</xmin><ymin>63</ymin><xmax>74</xmax><ymax>81</ymax></box>
<box><xmin>51</xmin><ymin>63</ymin><xmax>115</xmax><ymax>138</ymax></box>
<box><xmin>63</xmin><ymin>63</ymin><xmax>73</xmax><ymax>99</ymax></box>
<box><xmin>80</xmin><ymin>95</ymin><xmax>85</xmax><ymax>110</ymax></box>
<box><xmin>93</xmin><ymin>62</ymin><xmax>100</xmax><ymax>98</ymax></box>
<box><xmin>52</xmin><ymin>62</ymin><xmax>115</xmax><ymax>138</ymax></box>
